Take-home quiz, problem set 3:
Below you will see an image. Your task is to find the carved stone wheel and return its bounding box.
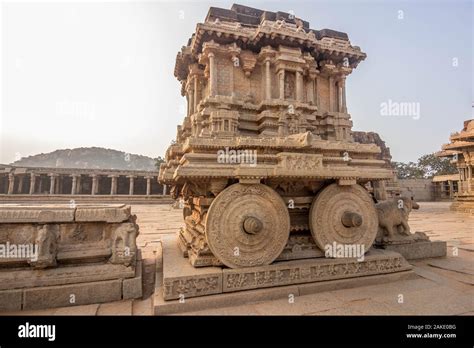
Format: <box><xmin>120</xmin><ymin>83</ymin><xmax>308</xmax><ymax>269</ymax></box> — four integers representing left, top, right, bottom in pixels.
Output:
<box><xmin>309</xmin><ymin>183</ymin><xmax>378</xmax><ymax>253</ymax></box>
<box><xmin>205</xmin><ymin>183</ymin><xmax>290</xmax><ymax>269</ymax></box>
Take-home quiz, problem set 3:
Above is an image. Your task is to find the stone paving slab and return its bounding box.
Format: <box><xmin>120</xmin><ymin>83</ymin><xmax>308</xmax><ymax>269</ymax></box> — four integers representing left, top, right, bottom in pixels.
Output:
<box><xmin>97</xmin><ymin>300</ymin><xmax>133</xmax><ymax>315</ymax></box>
<box><xmin>1</xmin><ymin>303</ymin><xmax>100</xmax><ymax>316</ymax></box>
<box><xmin>426</xmin><ymin>257</ymin><xmax>474</xmax><ymax>275</ymax></box>
<box><xmin>371</xmin><ymin>285</ymin><xmax>474</xmax><ymax>315</ymax></box>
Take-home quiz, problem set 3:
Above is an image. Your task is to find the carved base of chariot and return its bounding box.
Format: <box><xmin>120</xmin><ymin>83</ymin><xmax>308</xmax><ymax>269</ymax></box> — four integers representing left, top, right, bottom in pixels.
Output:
<box><xmin>177</xmin><ymin>182</ymin><xmax>379</xmax><ymax>269</ymax></box>
<box><xmin>155</xmin><ymin>234</ymin><xmax>414</xmax><ymax>312</ymax></box>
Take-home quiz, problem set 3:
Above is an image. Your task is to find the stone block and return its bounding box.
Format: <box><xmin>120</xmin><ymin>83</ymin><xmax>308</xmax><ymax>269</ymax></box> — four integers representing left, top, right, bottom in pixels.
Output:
<box><xmin>23</xmin><ymin>279</ymin><xmax>122</xmax><ymax>310</ymax></box>
<box><xmin>153</xmin><ymin>270</ymin><xmax>417</xmax><ymax>315</ymax></box>
<box><xmin>0</xmin><ymin>205</ymin><xmax>74</xmax><ymax>223</ymax></box>
<box><xmin>154</xmin><ymin>281</ymin><xmax>301</xmax><ymax>315</ymax></box>
<box><xmin>0</xmin><ymin>263</ymin><xmax>135</xmax><ymax>291</ymax></box>
<box><xmin>123</xmin><ymin>259</ymin><xmax>143</xmax><ymax>300</ymax></box>
<box><xmin>222</xmin><ymin>249</ymin><xmax>411</xmax><ymax>292</ymax></box>
<box><xmin>162</xmin><ymin>235</ymin><xmax>222</xmax><ymax>300</ymax></box>
<box><xmin>75</xmin><ymin>204</ymin><xmax>131</xmax><ymax>222</ymax></box>
<box><xmin>97</xmin><ymin>301</ymin><xmax>132</xmax><ymax>315</ymax></box>
<box><xmin>161</xmin><ymin>235</ymin><xmax>412</xmax><ymax>302</ymax></box>
<box><xmin>382</xmin><ymin>241</ymin><xmax>447</xmax><ymax>260</ymax></box>
<box><xmin>0</xmin><ymin>289</ymin><xmax>23</xmax><ymax>311</ymax></box>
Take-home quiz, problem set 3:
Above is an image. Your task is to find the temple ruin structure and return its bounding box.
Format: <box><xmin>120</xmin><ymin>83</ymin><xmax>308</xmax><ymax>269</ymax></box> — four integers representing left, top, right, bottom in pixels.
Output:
<box><xmin>436</xmin><ymin>119</ymin><xmax>474</xmax><ymax>214</ymax></box>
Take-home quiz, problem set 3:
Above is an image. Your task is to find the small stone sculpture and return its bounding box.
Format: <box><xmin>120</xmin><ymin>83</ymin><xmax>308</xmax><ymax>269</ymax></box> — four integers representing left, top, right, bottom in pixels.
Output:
<box><xmin>375</xmin><ymin>197</ymin><xmax>425</xmax><ymax>244</ymax></box>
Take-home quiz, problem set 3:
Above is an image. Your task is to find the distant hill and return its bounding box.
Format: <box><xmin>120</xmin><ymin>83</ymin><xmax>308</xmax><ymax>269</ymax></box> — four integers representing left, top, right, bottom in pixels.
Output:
<box><xmin>10</xmin><ymin>147</ymin><xmax>157</xmax><ymax>171</ymax></box>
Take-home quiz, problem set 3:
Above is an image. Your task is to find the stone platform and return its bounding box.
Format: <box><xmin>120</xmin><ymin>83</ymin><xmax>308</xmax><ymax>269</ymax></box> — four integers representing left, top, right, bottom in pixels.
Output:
<box><xmin>153</xmin><ymin>235</ymin><xmax>414</xmax><ymax>314</ymax></box>
<box><xmin>380</xmin><ymin>241</ymin><xmax>447</xmax><ymax>260</ymax></box>
<box><xmin>0</xmin><ymin>204</ymin><xmax>143</xmax><ymax>311</ymax></box>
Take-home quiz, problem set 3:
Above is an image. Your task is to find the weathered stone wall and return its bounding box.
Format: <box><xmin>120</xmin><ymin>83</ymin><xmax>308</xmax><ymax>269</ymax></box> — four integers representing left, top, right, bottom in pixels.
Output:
<box><xmin>0</xmin><ymin>204</ymin><xmax>142</xmax><ymax>311</ymax></box>
<box><xmin>397</xmin><ymin>179</ymin><xmax>434</xmax><ymax>201</ymax></box>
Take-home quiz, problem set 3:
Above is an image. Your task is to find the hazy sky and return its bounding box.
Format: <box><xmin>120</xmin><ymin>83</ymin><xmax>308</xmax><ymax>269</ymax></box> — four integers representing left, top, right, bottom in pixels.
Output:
<box><xmin>1</xmin><ymin>0</ymin><xmax>472</xmax><ymax>164</ymax></box>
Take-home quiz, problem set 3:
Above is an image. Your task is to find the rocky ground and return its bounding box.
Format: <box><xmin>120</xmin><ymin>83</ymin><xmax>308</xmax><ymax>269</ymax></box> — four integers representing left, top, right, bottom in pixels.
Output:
<box><xmin>3</xmin><ymin>202</ymin><xmax>473</xmax><ymax>315</ymax></box>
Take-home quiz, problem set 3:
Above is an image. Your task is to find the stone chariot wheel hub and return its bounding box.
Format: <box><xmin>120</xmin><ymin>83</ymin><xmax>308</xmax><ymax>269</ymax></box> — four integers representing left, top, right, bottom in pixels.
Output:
<box><xmin>309</xmin><ymin>183</ymin><xmax>378</xmax><ymax>253</ymax></box>
<box><xmin>205</xmin><ymin>183</ymin><xmax>290</xmax><ymax>268</ymax></box>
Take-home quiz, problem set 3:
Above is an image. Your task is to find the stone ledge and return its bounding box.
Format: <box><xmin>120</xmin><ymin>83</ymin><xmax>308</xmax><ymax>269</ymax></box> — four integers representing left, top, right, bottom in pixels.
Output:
<box><xmin>0</xmin><ymin>258</ymin><xmax>143</xmax><ymax>312</ymax></box>
<box><xmin>75</xmin><ymin>204</ymin><xmax>131</xmax><ymax>223</ymax></box>
<box><xmin>160</xmin><ymin>235</ymin><xmax>412</xmax><ymax>301</ymax></box>
<box><xmin>23</xmin><ymin>279</ymin><xmax>123</xmax><ymax>310</ymax></box>
<box><xmin>380</xmin><ymin>241</ymin><xmax>447</xmax><ymax>260</ymax></box>
<box><xmin>163</xmin><ymin>236</ymin><xmax>222</xmax><ymax>300</ymax></box>
<box><xmin>123</xmin><ymin>259</ymin><xmax>143</xmax><ymax>300</ymax></box>
<box><xmin>0</xmin><ymin>203</ymin><xmax>132</xmax><ymax>223</ymax></box>
<box><xmin>153</xmin><ymin>270</ymin><xmax>417</xmax><ymax>315</ymax></box>
<box><xmin>0</xmin><ymin>205</ymin><xmax>75</xmax><ymax>223</ymax></box>
<box><xmin>0</xmin><ymin>263</ymin><xmax>136</xmax><ymax>291</ymax></box>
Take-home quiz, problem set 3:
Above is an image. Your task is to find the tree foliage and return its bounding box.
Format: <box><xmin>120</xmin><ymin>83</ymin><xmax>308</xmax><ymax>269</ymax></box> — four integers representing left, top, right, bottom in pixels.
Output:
<box><xmin>155</xmin><ymin>156</ymin><xmax>165</xmax><ymax>170</ymax></box>
<box><xmin>392</xmin><ymin>153</ymin><xmax>457</xmax><ymax>179</ymax></box>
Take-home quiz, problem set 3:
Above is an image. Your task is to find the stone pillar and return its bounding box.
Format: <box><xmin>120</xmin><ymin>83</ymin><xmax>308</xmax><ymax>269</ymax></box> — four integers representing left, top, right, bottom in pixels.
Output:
<box><xmin>76</xmin><ymin>175</ymin><xmax>82</xmax><ymax>195</ymax></box>
<box><xmin>56</xmin><ymin>175</ymin><xmax>61</xmax><ymax>194</ymax></box>
<box><xmin>145</xmin><ymin>176</ymin><xmax>152</xmax><ymax>196</ymax></box>
<box><xmin>208</xmin><ymin>53</ymin><xmax>217</xmax><ymax>97</ymax></box>
<box><xmin>71</xmin><ymin>175</ymin><xmax>78</xmax><ymax>195</ymax></box>
<box><xmin>91</xmin><ymin>175</ymin><xmax>98</xmax><ymax>195</ymax></box>
<box><xmin>188</xmin><ymin>84</ymin><xmax>194</xmax><ymax>115</ymax></box>
<box><xmin>315</xmin><ymin>75</ymin><xmax>320</xmax><ymax>107</ymax></box>
<box><xmin>296</xmin><ymin>71</ymin><xmax>303</xmax><ymax>102</ymax></box>
<box><xmin>7</xmin><ymin>173</ymin><xmax>14</xmax><ymax>194</ymax></box>
<box><xmin>279</xmin><ymin>70</ymin><xmax>285</xmax><ymax>100</ymax></box>
<box><xmin>337</xmin><ymin>77</ymin><xmax>347</xmax><ymax>113</ymax></box>
<box><xmin>29</xmin><ymin>173</ymin><xmax>36</xmax><ymax>194</ymax></box>
<box><xmin>329</xmin><ymin>77</ymin><xmax>334</xmax><ymax>112</ymax></box>
<box><xmin>448</xmin><ymin>180</ymin><xmax>454</xmax><ymax>199</ymax></box>
<box><xmin>337</xmin><ymin>79</ymin><xmax>343</xmax><ymax>112</ymax></box>
<box><xmin>128</xmin><ymin>176</ymin><xmax>136</xmax><ymax>195</ymax></box>
<box><xmin>163</xmin><ymin>184</ymin><xmax>167</xmax><ymax>196</ymax></box>
<box><xmin>110</xmin><ymin>175</ymin><xmax>118</xmax><ymax>195</ymax></box>
<box><xmin>49</xmin><ymin>174</ymin><xmax>57</xmax><ymax>195</ymax></box>
<box><xmin>193</xmin><ymin>76</ymin><xmax>199</xmax><ymax>112</ymax></box>
<box><xmin>18</xmin><ymin>175</ymin><xmax>24</xmax><ymax>194</ymax></box>
<box><xmin>341</xmin><ymin>78</ymin><xmax>347</xmax><ymax>113</ymax></box>
<box><xmin>307</xmin><ymin>76</ymin><xmax>315</xmax><ymax>105</ymax></box>
<box><xmin>265</xmin><ymin>59</ymin><xmax>272</xmax><ymax>100</ymax></box>
<box><xmin>38</xmin><ymin>176</ymin><xmax>43</xmax><ymax>194</ymax></box>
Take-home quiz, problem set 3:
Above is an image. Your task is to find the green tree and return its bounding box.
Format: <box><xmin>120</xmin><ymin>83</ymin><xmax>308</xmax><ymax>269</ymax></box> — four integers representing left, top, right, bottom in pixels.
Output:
<box><xmin>417</xmin><ymin>154</ymin><xmax>457</xmax><ymax>178</ymax></box>
<box><xmin>392</xmin><ymin>153</ymin><xmax>457</xmax><ymax>179</ymax></box>
<box><xmin>155</xmin><ymin>156</ymin><xmax>165</xmax><ymax>170</ymax></box>
<box><xmin>392</xmin><ymin>161</ymin><xmax>424</xmax><ymax>179</ymax></box>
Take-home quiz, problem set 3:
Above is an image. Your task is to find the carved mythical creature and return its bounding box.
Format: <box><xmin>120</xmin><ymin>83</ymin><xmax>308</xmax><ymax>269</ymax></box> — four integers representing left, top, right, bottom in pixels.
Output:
<box><xmin>29</xmin><ymin>225</ymin><xmax>58</xmax><ymax>269</ymax></box>
<box><xmin>110</xmin><ymin>215</ymin><xmax>139</xmax><ymax>266</ymax></box>
<box><xmin>375</xmin><ymin>197</ymin><xmax>419</xmax><ymax>242</ymax></box>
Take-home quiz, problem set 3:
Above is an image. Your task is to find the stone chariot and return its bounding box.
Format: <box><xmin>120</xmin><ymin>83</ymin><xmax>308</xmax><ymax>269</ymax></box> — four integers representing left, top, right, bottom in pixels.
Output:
<box><xmin>159</xmin><ymin>4</ymin><xmax>394</xmax><ymax>269</ymax></box>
